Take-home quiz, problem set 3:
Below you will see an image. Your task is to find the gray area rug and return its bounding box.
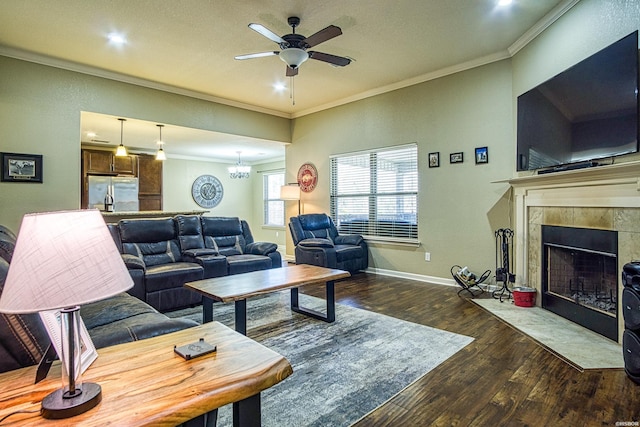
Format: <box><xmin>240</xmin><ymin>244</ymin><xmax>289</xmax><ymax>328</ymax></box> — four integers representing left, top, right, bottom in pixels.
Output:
<box><xmin>168</xmin><ymin>291</ymin><xmax>473</xmax><ymax>427</ymax></box>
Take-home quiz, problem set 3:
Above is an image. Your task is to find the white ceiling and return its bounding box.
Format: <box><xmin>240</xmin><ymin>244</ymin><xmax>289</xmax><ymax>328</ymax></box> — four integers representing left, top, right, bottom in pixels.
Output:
<box><xmin>0</xmin><ymin>0</ymin><xmax>572</xmax><ymax>162</ymax></box>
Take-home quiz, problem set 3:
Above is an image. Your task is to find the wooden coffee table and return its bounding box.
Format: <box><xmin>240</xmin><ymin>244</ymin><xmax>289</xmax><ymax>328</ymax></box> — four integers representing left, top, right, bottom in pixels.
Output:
<box><xmin>185</xmin><ymin>264</ymin><xmax>351</xmax><ymax>335</ymax></box>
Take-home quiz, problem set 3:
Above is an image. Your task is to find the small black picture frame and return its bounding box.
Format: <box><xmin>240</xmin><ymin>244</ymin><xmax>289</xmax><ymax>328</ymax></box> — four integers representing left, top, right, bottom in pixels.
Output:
<box><xmin>450</xmin><ymin>152</ymin><xmax>463</xmax><ymax>164</ymax></box>
<box><xmin>1</xmin><ymin>152</ymin><xmax>43</xmax><ymax>183</ymax></box>
<box><xmin>475</xmin><ymin>146</ymin><xmax>489</xmax><ymax>164</ymax></box>
<box><xmin>428</xmin><ymin>152</ymin><xmax>440</xmax><ymax>168</ymax></box>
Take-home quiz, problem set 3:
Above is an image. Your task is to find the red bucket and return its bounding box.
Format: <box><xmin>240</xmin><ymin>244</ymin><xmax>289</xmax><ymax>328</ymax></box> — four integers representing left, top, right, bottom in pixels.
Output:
<box><xmin>513</xmin><ymin>287</ymin><xmax>536</xmax><ymax>307</ymax></box>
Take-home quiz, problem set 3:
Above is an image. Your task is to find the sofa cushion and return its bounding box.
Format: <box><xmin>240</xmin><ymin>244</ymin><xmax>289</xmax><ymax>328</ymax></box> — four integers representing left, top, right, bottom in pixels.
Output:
<box><xmin>0</xmin><ymin>257</ymin><xmax>51</xmax><ymax>374</ymax></box>
<box><xmin>201</xmin><ymin>217</ymin><xmax>247</xmax><ymax>255</ymax></box>
<box><xmin>335</xmin><ymin>245</ymin><xmax>365</xmax><ymax>262</ymax></box>
<box><xmin>298</xmin><ymin>238</ymin><xmax>334</xmax><ymax>248</ymax></box>
<box><xmin>123</xmin><ymin>241</ymin><xmax>182</xmax><ymax>267</ymax></box>
<box><xmin>144</xmin><ymin>262</ymin><xmax>203</xmax><ymax>292</ymax></box>
<box><xmin>81</xmin><ymin>293</ymin><xmax>197</xmax><ymax>348</ymax></box>
<box><xmin>81</xmin><ymin>293</ymin><xmax>158</xmax><ymax>330</ymax></box>
<box><xmin>175</xmin><ymin>215</ymin><xmax>205</xmax><ymax>251</ymax></box>
<box><xmin>119</xmin><ymin>217</ymin><xmax>176</xmax><ymax>243</ymax></box>
<box><xmin>227</xmin><ymin>254</ymin><xmax>273</xmax><ymax>275</ymax></box>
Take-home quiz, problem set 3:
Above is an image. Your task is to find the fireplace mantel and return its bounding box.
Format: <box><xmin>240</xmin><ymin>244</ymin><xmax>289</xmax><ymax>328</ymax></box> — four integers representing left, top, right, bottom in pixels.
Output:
<box><xmin>507</xmin><ymin>160</ymin><xmax>640</xmax><ymax>343</ymax></box>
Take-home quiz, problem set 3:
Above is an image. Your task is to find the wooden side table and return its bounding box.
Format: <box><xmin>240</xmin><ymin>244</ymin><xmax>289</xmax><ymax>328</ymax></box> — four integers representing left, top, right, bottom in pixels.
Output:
<box><xmin>0</xmin><ymin>322</ymin><xmax>292</xmax><ymax>426</ymax></box>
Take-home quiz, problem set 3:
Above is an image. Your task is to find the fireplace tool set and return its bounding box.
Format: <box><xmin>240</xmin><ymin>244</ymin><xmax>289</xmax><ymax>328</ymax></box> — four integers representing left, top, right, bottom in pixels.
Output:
<box><xmin>494</xmin><ymin>228</ymin><xmax>515</xmax><ymax>302</ymax></box>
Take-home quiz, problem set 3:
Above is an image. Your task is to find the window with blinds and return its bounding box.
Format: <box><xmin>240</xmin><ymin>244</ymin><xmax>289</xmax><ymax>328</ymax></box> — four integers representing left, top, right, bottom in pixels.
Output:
<box><xmin>263</xmin><ymin>171</ymin><xmax>285</xmax><ymax>226</ymax></box>
<box><xmin>330</xmin><ymin>144</ymin><xmax>418</xmax><ymax>242</ymax></box>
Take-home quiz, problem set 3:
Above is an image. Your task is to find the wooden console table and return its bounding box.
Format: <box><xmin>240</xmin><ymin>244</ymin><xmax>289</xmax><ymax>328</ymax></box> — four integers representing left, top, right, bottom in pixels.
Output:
<box><xmin>0</xmin><ymin>322</ymin><xmax>292</xmax><ymax>426</ymax></box>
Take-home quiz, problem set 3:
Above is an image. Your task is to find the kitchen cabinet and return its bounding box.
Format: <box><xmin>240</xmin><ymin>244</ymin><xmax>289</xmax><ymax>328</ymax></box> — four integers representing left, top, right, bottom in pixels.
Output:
<box><xmin>82</xmin><ymin>149</ymin><xmax>138</xmax><ymax>175</ymax></box>
<box><xmin>137</xmin><ymin>154</ymin><xmax>163</xmax><ymax>211</ymax></box>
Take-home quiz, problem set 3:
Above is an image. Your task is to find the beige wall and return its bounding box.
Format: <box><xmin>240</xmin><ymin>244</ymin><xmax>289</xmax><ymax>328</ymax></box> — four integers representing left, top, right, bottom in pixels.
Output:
<box><xmin>0</xmin><ymin>56</ymin><xmax>290</xmax><ymax>232</ymax></box>
<box><xmin>288</xmin><ymin>60</ymin><xmax>514</xmax><ymax>279</ymax></box>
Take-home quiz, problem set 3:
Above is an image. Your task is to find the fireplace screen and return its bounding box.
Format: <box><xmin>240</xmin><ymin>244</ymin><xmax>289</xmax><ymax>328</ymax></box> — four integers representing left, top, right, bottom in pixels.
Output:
<box><xmin>546</xmin><ymin>244</ymin><xmax>617</xmax><ymax>317</ymax></box>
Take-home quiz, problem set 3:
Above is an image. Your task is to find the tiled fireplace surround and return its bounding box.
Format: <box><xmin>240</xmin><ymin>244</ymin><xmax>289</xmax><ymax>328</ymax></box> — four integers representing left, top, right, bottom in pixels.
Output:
<box><xmin>510</xmin><ymin>161</ymin><xmax>640</xmax><ymax>344</ymax></box>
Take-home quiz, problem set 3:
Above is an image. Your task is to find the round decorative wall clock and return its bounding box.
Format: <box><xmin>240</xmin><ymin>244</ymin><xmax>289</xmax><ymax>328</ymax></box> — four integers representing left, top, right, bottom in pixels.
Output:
<box><xmin>191</xmin><ymin>175</ymin><xmax>223</xmax><ymax>208</ymax></box>
<box><xmin>297</xmin><ymin>163</ymin><xmax>318</xmax><ymax>193</ymax></box>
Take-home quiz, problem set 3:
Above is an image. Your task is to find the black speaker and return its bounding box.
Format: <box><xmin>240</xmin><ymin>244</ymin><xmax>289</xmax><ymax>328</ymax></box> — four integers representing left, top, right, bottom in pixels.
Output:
<box><xmin>623</xmin><ymin>330</ymin><xmax>640</xmax><ymax>383</ymax></box>
<box><xmin>623</xmin><ymin>261</ymin><xmax>640</xmax><ymax>292</ymax></box>
<box><xmin>623</xmin><ymin>287</ymin><xmax>640</xmax><ymax>331</ymax></box>
<box><xmin>622</xmin><ymin>262</ymin><xmax>640</xmax><ymax>384</ymax></box>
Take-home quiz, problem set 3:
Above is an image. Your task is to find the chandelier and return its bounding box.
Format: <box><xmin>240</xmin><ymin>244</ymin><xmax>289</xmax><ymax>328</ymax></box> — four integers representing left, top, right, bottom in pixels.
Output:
<box><xmin>228</xmin><ymin>151</ymin><xmax>251</xmax><ymax>179</ymax></box>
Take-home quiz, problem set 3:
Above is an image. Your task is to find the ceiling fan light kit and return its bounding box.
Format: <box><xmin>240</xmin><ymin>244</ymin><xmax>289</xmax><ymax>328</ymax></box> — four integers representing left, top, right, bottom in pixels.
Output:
<box><xmin>279</xmin><ymin>48</ymin><xmax>309</xmax><ymax>69</ymax></box>
<box><xmin>235</xmin><ymin>16</ymin><xmax>351</xmax><ymax>76</ymax></box>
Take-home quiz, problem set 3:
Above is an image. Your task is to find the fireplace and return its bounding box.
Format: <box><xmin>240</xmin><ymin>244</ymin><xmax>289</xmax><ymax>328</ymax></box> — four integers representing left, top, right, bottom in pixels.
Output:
<box><xmin>541</xmin><ymin>225</ymin><xmax>618</xmax><ymax>341</ymax></box>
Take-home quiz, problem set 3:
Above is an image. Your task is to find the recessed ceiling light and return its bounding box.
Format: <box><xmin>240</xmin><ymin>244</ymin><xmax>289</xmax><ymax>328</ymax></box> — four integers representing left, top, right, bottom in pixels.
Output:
<box><xmin>107</xmin><ymin>32</ymin><xmax>127</xmax><ymax>45</ymax></box>
<box><xmin>497</xmin><ymin>0</ymin><xmax>513</xmax><ymax>6</ymax></box>
<box><xmin>273</xmin><ymin>82</ymin><xmax>287</xmax><ymax>92</ymax></box>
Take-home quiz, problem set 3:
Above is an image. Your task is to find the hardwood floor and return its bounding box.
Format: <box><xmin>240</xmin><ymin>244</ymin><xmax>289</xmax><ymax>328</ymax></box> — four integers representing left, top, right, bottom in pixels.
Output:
<box><xmin>299</xmin><ymin>273</ymin><xmax>638</xmax><ymax>426</ymax></box>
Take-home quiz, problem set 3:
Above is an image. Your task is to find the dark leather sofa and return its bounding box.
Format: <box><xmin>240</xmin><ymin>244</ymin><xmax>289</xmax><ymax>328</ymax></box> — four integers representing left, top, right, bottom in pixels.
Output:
<box><xmin>289</xmin><ymin>213</ymin><xmax>368</xmax><ymax>273</ymax></box>
<box><xmin>112</xmin><ymin>215</ymin><xmax>282</xmax><ymax>312</ymax></box>
<box><xmin>0</xmin><ymin>225</ymin><xmax>198</xmax><ymax>374</ymax></box>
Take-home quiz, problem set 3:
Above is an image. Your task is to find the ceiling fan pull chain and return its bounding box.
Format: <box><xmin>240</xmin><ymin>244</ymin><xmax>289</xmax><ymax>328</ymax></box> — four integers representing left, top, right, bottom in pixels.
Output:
<box><xmin>291</xmin><ymin>76</ymin><xmax>295</xmax><ymax>106</ymax></box>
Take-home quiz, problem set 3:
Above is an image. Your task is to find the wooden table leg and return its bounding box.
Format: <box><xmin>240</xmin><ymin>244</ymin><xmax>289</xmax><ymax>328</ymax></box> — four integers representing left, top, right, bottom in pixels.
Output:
<box><xmin>290</xmin><ymin>280</ymin><xmax>336</xmax><ymax>322</ymax></box>
<box><xmin>233</xmin><ymin>393</ymin><xmax>261</xmax><ymax>427</ymax></box>
<box><xmin>235</xmin><ymin>299</ymin><xmax>247</xmax><ymax>335</ymax></box>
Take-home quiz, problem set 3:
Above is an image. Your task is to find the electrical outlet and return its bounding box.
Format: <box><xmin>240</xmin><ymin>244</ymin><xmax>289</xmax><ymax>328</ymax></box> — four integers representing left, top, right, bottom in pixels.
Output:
<box><xmin>424</xmin><ymin>252</ymin><xmax>431</xmax><ymax>262</ymax></box>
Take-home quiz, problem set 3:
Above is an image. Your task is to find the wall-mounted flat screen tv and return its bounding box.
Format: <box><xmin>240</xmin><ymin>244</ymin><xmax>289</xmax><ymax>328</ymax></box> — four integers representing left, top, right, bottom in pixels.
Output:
<box><xmin>516</xmin><ymin>31</ymin><xmax>639</xmax><ymax>172</ymax></box>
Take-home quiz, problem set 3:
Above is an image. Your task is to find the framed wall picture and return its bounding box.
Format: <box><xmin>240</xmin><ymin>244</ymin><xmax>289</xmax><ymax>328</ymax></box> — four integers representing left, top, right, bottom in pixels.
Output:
<box><xmin>1</xmin><ymin>152</ymin><xmax>43</xmax><ymax>183</ymax></box>
<box><xmin>475</xmin><ymin>146</ymin><xmax>489</xmax><ymax>164</ymax></box>
<box><xmin>449</xmin><ymin>152</ymin><xmax>463</xmax><ymax>164</ymax></box>
<box><xmin>428</xmin><ymin>152</ymin><xmax>440</xmax><ymax>168</ymax></box>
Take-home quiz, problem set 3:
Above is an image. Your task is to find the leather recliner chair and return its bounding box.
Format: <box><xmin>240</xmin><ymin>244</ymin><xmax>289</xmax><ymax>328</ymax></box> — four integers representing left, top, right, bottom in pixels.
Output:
<box><xmin>289</xmin><ymin>213</ymin><xmax>368</xmax><ymax>273</ymax></box>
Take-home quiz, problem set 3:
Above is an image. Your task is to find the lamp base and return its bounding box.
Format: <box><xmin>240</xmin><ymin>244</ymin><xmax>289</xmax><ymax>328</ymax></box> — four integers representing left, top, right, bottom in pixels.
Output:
<box><xmin>41</xmin><ymin>382</ymin><xmax>102</xmax><ymax>419</ymax></box>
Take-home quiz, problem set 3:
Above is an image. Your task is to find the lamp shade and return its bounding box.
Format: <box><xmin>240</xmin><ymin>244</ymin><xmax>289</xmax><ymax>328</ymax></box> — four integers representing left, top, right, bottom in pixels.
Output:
<box><xmin>0</xmin><ymin>210</ymin><xmax>133</xmax><ymax>313</ymax></box>
<box><xmin>280</xmin><ymin>184</ymin><xmax>301</xmax><ymax>200</ymax></box>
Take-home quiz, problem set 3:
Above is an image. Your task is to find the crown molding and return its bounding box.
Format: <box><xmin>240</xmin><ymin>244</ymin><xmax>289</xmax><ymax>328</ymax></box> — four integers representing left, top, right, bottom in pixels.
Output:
<box><xmin>508</xmin><ymin>0</ymin><xmax>580</xmax><ymax>56</ymax></box>
<box><xmin>0</xmin><ymin>46</ymin><xmax>291</xmax><ymax>119</ymax></box>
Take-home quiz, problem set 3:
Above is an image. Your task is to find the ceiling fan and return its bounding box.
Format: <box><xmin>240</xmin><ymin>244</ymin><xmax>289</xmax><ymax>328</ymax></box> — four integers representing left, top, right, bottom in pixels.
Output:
<box><xmin>235</xmin><ymin>16</ymin><xmax>351</xmax><ymax>76</ymax></box>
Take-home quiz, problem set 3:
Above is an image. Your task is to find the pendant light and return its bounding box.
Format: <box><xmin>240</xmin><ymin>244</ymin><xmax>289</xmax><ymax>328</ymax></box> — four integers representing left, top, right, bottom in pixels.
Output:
<box><xmin>155</xmin><ymin>124</ymin><xmax>166</xmax><ymax>161</ymax></box>
<box><xmin>115</xmin><ymin>118</ymin><xmax>127</xmax><ymax>157</ymax></box>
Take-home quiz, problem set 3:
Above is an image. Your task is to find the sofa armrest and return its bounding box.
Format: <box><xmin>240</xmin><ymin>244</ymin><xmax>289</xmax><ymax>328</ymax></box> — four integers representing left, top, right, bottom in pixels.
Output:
<box><xmin>298</xmin><ymin>238</ymin><xmax>334</xmax><ymax>249</ymax></box>
<box><xmin>245</xmin><ymin>241</ymin><xmax>278</xmax><ymax>255</ymax></box>
<box><xmin>122</xmin><ymin>254</ymin><xmax>145</xmax><ymax>271</ymax></box>
<box><xmin>193</xmin><ymin>254</ymin><xmax>228</xmax><ymax>278</ymax></box>
<box><xmin>183</xmin><ymin>248</ymin><xmax>218</xmax><ymax>257</ymax></box>
<box><xmin>334</xmin><ymin>234</ymin><xmax>364</xmax><ymax>246</ymax></box>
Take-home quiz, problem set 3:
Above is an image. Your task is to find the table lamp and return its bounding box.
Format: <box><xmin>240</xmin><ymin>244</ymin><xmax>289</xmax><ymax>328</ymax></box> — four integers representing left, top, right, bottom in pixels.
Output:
<box><xmin>280</xmin><ymin>184</ymin><xmax>301</xmax><ymax>215</ymax></box>
<box><xmin>0</xmin><ymin>210</ymin><xmax>133</xmax><ymax>419</ymax></box>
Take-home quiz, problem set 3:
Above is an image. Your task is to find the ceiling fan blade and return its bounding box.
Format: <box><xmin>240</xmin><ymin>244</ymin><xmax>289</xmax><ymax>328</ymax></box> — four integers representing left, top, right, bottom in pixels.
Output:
<box><xmin>248</xmin><ymin>23</ymin><xmax>287</xmax><ymax>45</ymax></box>
<box><xmin>286</xmin><ymin>66</ymin><xmax>298</xmax><ymax>77</ymax></box>
<box><xmin>300</xmin><ymin>25</ymin><xmax>342</xmax><ymax>48</ymax></box>
<box><xmin>308</xmin><ymin>51</ymin><xmax>351</xmax><ymax>67</ymax></box>
<box><xmin>235</xmin><ymin>51</ymin><xmax>279</xmax><ymax>60</ymax></box>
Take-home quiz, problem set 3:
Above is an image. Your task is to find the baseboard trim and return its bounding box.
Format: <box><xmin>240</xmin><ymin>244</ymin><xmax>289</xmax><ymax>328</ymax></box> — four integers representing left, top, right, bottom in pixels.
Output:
<box><xmin>364</xmin><ymin>267</ymin><xmax>458</xmax><ymax>288</ymax></box>
<box><xmin>364</xmin><ymin>267</ymin><xmax>502</xmax><ymax>293</ymax></box>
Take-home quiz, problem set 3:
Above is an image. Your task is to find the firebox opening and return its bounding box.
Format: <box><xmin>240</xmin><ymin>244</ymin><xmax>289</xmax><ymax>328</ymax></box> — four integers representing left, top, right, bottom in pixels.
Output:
<box><xmin>541</xmin><ymin>225</ymin><xmax>618</xmax><ymax>341</ymax></box>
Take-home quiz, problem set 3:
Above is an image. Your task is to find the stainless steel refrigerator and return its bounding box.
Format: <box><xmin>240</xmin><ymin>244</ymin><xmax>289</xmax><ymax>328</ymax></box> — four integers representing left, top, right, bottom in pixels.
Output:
<box><xmin>87</xmin><ymin>176</ymin><xmax>139</xmax><ymax>212</ymax></box>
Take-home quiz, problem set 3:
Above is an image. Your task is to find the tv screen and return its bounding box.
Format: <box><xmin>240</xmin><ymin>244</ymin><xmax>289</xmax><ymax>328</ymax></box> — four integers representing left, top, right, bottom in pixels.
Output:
<box><xmin>517</xmin><ymin>31</ymin><xmax>639</xmax><ymax>172</ymax></box>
